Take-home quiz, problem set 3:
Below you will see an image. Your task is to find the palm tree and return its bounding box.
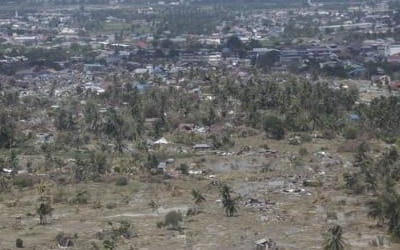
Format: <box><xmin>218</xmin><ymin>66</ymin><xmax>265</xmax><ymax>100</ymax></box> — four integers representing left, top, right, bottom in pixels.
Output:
<box><xmin>220</xmin><ymin>185</ymin><xmax>238</xmax><ymax>217</ymax></box>
<box><xmin>221</xmin><ymin>185</ymin><xmax>232</xmax><ymax>207</ymax></box>
<box><xmin>367</xmin><ymin>188</ymin><xmax>400</xmax><ymax>237</ymax></box>
<box><xmin>37</xmin><ymin>202</ymin><xmax>53</xmax><ymax>225</ymax></box>
<box><xmin>224</xmin><ymin>199</ymin><xmax>238</xmax><ymax>217</ymax></box>
<box><xmin>367</xmin><ymin>198</ymin><xmax>386</xmax><ymax>226</ymax></box>
<box><xmin>323</xmin><ymin>224</ymin><xmax>345</xmax><ymax>250</ymax></box>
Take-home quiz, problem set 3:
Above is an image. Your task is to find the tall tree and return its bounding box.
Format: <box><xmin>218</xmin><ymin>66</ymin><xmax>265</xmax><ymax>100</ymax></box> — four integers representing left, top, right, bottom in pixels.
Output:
<box><xmin>220</xmin><ymin>185</ymin><xmax>238</xmax><ymax>217</ymax></box>
<box><xmin>0</xmin><ymin>111</ymin><xmax>16</xmax><ymax>148</ymax></box>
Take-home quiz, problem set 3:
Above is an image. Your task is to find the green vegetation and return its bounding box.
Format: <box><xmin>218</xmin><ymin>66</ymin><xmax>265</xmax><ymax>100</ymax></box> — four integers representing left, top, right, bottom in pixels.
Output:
<box><xmin>220</xmin><ymin>184</ymin><xmax>238</xmax><ymax>217</ymax></box>
<box><xmin>158</xmin><ymin>210</ymin><xmax>183</xmax><ymax>231</ymax></box>
<box><xmin>191</xmin><ymin>189</ymin><xmax>206</xmax><ymax>205</ymax></box>
<box><xmin>323</xmin><ymin>225</ymin><xmax>346</xmax><ymax>250</ymax></box>
<box><xmin>1</xmin><ymin>0</ymin><xmax>400</xmax><ymax>248</ymax></box>
<box><xmin>16</xmin><ymin>238</ymin><xmax>23</xmax><ymax>248</ymax></box>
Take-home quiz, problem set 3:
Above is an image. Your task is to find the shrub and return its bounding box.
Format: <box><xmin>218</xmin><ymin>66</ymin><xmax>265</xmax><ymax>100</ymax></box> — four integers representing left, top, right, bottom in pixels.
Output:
<box><xmin>260</xmin><ymin>144</ymin><xmax>270</xmax><ymax>150</ymax></box>
<box><xmin>92</xmin><ymin>200</ymin><xmax>102</xmax><ymax>209</ymax></box>
<box><xmin>53</xmin><ymin>188</ymin><xmax>67</xmax><ymax>204</ymax></box>
<box><xmin>322</xmin><ymin>129</ymin><xmax>336</xmax><ymax>140</ymax></box>
<box><xmin>115</xmin><ymin>176</ymin><xmax>128</xmax><ymax>186</ymax></box>
<box><xmin>177</xmin><ymin>164</ymin><xmax>189</xmax><ymax>175</ymax></box>
<box><xmin>343</xmin><ymin>127</ymin><xmax>358</xmax><ymax>140</ymax></box>
<box><xmin>90</xmin><ymin>242</ymin><xmax>100</xmax><ymax>250</ymax></box>
<box><xmin>112</xmin><ymin>221</ymin><xmax>135</xmax><ymax>239</ymax></box>
<box><xmin>186</xmin><ymin>207</ymin><xmax>201</xmax><ymax>216</ymax></box>
<box><xmin>106</xmin><ymin>203</ymin><xmax>117</xmax><ymax>209</ymax></box>
<box><xmin>299</xmin><ymin>147</ymin><xmax>308</xmax><ymax>156</ymax></box>
<box><xmin>13</xmin><ymin>175</ymin><xmax>34</xmax><ymax>188</ymax></box>
<box><xmin>70</xmin><ymin>191</ymin><xmax>90</xmax><ymax>205</ymax></box>
<box><xmin>300</xmin><ymin>133</ymin><xmax>313</xmax><ymax>143</ymax></box>
<box><xmin>16</xmin><ymin>238</ymin><xmax>23</xmax><ymax>248</ymax></box>
<box><xmin>163</xmin><ymin>211</ymin><xmax>182</xmax><ymax>230</ymax></box>
<box><xmin>380</xmin><ymin>134</ymin><xmax>397</xmax><ymax>144</ymax></box>
<box><xmin>343</xmin><ymin>173</ymin><xmax>365</xmax><ymax>194</ymax></box>
<box><xmin>210</xmin><ymin>132</ymin><xmax>235</xmax><ymax>149</ymax></box>
<box><xmin>326</xmin><ymin>211</ymin><xmax>338</xmax><ymax>220</ymax></box>
<box><xmin>337</xmin><ymin>140</ymin><xmax>367</xmax><ymax>153</ymax></box>
<box><xmin>103</xmin><ymin>240</ymin><xmax>115</xmax><ymax>250</ymax></box>
<box><xmin>156</xmin><ymin>221</ymin><xmax>164</xmax><ymax>228</ymax></box>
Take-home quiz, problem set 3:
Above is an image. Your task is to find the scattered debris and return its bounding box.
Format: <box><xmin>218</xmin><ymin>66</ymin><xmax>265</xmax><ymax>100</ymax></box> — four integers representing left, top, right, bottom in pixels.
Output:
<box><xmin>1</xmin><ymin>168</ymin><xmax>13</xmax><ymax>174</ymax></box>
<box><xmin>56</xmin><ymin>234</ymin><xmax>74</xmax><ymax>249</ymax></box>
<box><xmin>237</xmin><ymin>146</ymin><xmax>251</xmax><ymax>155</ymax></box>
<box><xmin>260</xmin><ymin>215</ymin><xmax>285</xmax><ymax>223</ymax></box>
<box><xmin>288</xmin><ymin>136</ymin><xmax>301</xmax><ymax>145</ymax></box>
<box><xmin>255</xmin><ymin>238</ymin><xmax>279</xmax><ymax>250</ymax></box>
<box><xmin>283</xmin><ymin>188</ymin><xmax>305</xmax><ymax>193</ymax></box>
<box><xmin>36</xmin><ymin>133</ymin><xmax>55</xmax><ymax>144</ymax></box>
<box><xmin>215</xmin><ymin>151</ymin><xmax>233</xmax><ymax>156</ymax></box>
<box><xmin>313</xmin><ymin>151</ymin><xmax>342</xmax><ymax>167</ymax></box>
<box><xmin>243</xmin><ymin>198</ymin><xmax>276</xmax><ymax>210</ymax></box>
<box><xmin>193</xmin><ymin>144</ymin><xmax>213</xmax><ymax>150</ymax></box>
<box><xmin>303</xmin><ymin>179</ymin><xmax>323</xmax><ymax>187</ymax></box>
<box><xmin>188</xmin><ymin>170</ymin><xmax>203</xmax><ymax>175</ymax></box>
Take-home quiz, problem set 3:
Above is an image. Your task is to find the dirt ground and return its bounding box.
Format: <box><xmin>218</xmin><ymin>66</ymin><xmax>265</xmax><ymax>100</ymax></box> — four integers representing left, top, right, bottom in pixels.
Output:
<box><xmin>0</xmin><ymin>135</ymin><xmax>398</xmax><ymax>250</ymax></box>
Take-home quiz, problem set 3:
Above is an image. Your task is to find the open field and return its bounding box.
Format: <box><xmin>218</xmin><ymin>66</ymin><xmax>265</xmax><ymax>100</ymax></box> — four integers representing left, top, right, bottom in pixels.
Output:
<box><xmin>0</xmin><ymin>134</ymin><xmax>398</xmax><ymax>250</ymax></box>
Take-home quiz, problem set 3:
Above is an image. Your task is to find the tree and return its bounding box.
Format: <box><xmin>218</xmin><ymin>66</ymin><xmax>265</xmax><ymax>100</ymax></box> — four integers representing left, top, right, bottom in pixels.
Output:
<box><xmin>160</xmin><ymin>39</ymin><xmax>174</xmax><ymax>49</ymax></box>
<box><xmin>89</xmin><ymin>151</ymin><xmax>110</xmax><ymax>176</ymax></box>
<box><xmin>367</xmin><ymin>196</ymin><xmax>387</xmax><ymax>227</ymax></box>
<box><xmin>54</xmin><ymin>108</ymin><xmax>76</xmax><ymax>131</ymax></box>
<box><xmin>256</xmin><ymin>50</ymin><xmax>280</xmax><ymax>70</ymax></box>
<box><xmin>220</xmin><ymin>184</ymin><xmax>238</xmax><ymax>217</ymax></box>
<box><xmin>84</xmin><ymin>101</ymin><xmax>100</xmax><ymax>132</ymax></box>
<box><xmin>247</xmin><ymin>39</ymin><xmax>262</xmax><ymax>49</ymax></box>
<box><xmin>144</xmin><ymin>154</ymin><xmax>159</xmax><ymax>171</ymax></box>
<box><xmin>8</xmin><ymin>150</ymin><xmax>18</xmax><ymax>174</ymax></box>
<box><xmin>367</xmin><ymin>188</ymin><xmax>400</xmax><ymax>237</ymax></box>
<box><xmin>224</xmin><ymin>198</ymin><xmax>238</xmax><ymax>217</ymax></box>
<box><xmin>263</xmin><ymin>115</ymin><xmax>285</xmax><ymax>140</ymax></box>
<box><xmin>323</xmin><ymin>225</ymin><xmax>345</xmax><ymax>250</ymax></box>
<box><xmin>0</xmin><ymin>111</ymin><xmax>16</xmax><ymax>148</ymax></box>
<box><xmin>161</xmin><ymin>210</ymin><xmax>183</xmax><ymax>230</ymax></box>
<box><xmin>37</xmin><ymin>182</ymin><xmax>53</xmax><ymax>225</ymax></box>
<box><xmin>225</xmin><ymin>35</ymin><xmax>244</xmax><ymax>53</ymax></box>
<box><xmin>102</xmin><ymin>108</ymin><xmax>125</xmax><ymax>152</ymax></box>
<box><xmin>353</xmin><ymin>142</ymin><xmax>370</xmax><ymax>167</ymax></box>
<box><xmin>37</xmin><ymin>202</ymin><xmax>53</xmax><ymax>225</ymax></box>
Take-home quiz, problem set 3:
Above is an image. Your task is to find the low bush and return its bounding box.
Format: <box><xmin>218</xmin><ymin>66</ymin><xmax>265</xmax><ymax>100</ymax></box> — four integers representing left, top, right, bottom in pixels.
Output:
<box><xmin>69</xmin><ymin>191</ymin><xmax>90</xmax><ymax>205</ymax></box>
<box><xmin>343</xmin><ymin>127</ymin><xmax>358</xmax><ymax>140</ymax></box>
<box><xmin>13</xmin><ymin>175</ymin><xmax>35</xmax><ymax>188</ymax></box>
<box><xmin>16</xmin><ymin>238</ymin><xmax>23</xmax><ymax>248</ymax></box>
<box><xmin>115</xmin><ymin>176</ymin><xmax>128</xmax><ymax>186</ymax></box>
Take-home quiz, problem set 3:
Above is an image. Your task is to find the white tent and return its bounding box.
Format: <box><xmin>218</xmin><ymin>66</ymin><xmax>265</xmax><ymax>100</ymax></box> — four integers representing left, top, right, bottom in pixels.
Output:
<box><xmin>154</xmin><ymin>137</ymin><xmax>169</xmax><ymax>144</ymax></box>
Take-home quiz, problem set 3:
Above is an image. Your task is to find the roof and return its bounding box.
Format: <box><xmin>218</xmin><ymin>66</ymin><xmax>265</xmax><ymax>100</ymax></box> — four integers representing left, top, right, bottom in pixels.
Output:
<box><xmin>252</xmin><ymin>48</ymin><xmax>279</xmax><ymax>53</ymax></box>
<box><xmin>193</xmin><ymin>144</ymin><xmax>212</xmax><ymax>149</ymax></box>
